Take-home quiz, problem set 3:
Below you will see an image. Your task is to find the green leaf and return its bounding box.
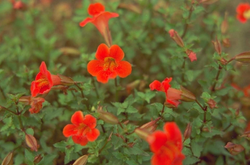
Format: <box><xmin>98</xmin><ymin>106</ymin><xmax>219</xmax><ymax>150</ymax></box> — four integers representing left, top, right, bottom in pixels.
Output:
<box><xmin>191</xmin><ymin>140</ymin><xmax>203</xmax><ymax>157</ymax></box>
<box><xmin>183</xmin><ymin>156</ymin><xmax>200</xmax><ymax>165</ymax></box>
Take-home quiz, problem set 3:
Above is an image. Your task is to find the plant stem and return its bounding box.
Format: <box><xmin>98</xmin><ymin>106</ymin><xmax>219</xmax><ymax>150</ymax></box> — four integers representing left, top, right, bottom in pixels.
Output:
<box><xmin>15</xmin><ymin>101</ymin><xmax>25</xmax><ymax>132</ymax></box>
<box><xmin>203</xmin><ymin>106</ymin><xmax>207</xmax><ymax>123</ymax></box>
<box><xmin>74</xmin><ymin>83</ymin><xmax>85</xmax><ymax>98</ymax></box>
<box><xmin>160</xmin><ymin>104</ymin><xmax>165</xmax><ymax>116</ymax></box>
<box><xmin>0</xmin><ymin>87</ymin><xmax>6</xmax><ymax>100</ymax></box>
<box><xmin>195</xmin><ymin>100</ymin><xmax>205</xmax><ymax>110</ymax></box>
<box><xmin>181</xmin><ymin>5</ymin><xmax>194</xmax><ymax>38</ymax></box>
<box><xmin>223</xmin><ymin>123</ymin><xmax>232</xmax><ymax>132</ymax></box>
<box><xmin>99</xmin><ymin>139</ymin><xmax>110</xmax><ymax>154</ymax></box>
<box><xmin>211</xmin><ymin>65</ymin><xmax>222</xmax><ymax>92</ymax></box>
<box><xmin>0</xmin><ymin>105</ymin><xmax>18</xmax><ymax>115</ymax></box>
<box><xmin>92</xmin><ymin>77</ymin><xmax>100</xmax><ymax>99</ymax></box>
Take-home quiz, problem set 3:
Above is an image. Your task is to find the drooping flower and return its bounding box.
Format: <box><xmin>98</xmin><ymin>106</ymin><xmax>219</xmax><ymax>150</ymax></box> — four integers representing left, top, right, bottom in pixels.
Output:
<box><xmin>87</xmin><ymin>43</ymin><xmax>132</xmax><ymax>83</ymax></box>
<box><xmin>63</xmin><ymin>111</ymin><xmax>100</xmax><ymax>146</ymax></box>
<box><xmin>79</xmin><ymin>3</ymin><xmax>119</xmax><ymax>46</ymax></box>
<box><xmin>147</xmin><ymin>122</ymin><xmax>185</xmax><ymax>165</ymax></box>
<box><xmin>11</xmin><ymin>0</ymin><xmax>25</xmax><ymax>10</ymax></box>
<box><xmin>30</xmin><ymin>62</ymin><xmax>61</xmax><ymax>97</ymax></box>
<box><xmin>149</xmin><ymin>77</ymin><xmax>182</xmax><ymax>107</ymax></box>
<box><xmin>236</xmin><ymin>3</ymin><xmax>250</xmax><ymax>23</ymax></box>
<box><xmin>185</xmin><ymin>50</ymin><xmax>197</xmax><ymax>62</ymax></box>
<box><xmin>29</xmin><ymin>97</ymin><xmax>45</xmax><ymax>114</ymax></box>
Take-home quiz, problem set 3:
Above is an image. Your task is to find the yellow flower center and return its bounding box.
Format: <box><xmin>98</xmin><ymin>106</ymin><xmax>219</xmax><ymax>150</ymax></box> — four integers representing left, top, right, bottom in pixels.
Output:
<box><xmin>35</xmin><ymin>77</ymin><xmax>49</xmax><ymax>88</ymax></box>
<box><xmin>243</xmin><ymin>10</ymin><xmax>250</xmax><ymax>19</ymax></box>
<box><xmin>103</xmin><ymin>57</ymin><xmax>117</xmax><ymax>71</ymax></box>
<box><xmin>78</xmin><ymin>123</ymin><xmax>91</xmax><ymax>136</ymax></box>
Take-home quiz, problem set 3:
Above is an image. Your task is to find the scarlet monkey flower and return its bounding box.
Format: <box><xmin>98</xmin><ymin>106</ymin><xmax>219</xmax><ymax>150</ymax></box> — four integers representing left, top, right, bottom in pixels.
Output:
<box><xmin>79</xmin><ymin>3</ymin><xmax>119</xmax><ymax>47</ymax></box>
<box><xmin>147</xmin><ymin>122</ymin><xmax>185</xmax><ymax>165</ymax></box>
<box><xmin>63</xmin><ymin>111</ymin><xmax>100</xmax><ymax>146</ymax></box>
<box><xmin>87</xmin><ymin>44</ymin><xmax>132</xmax><ymax>83</ymax></box>
<box><xmin>29</xmin><ymin>97</ymin><xmax>45</xmax><ymax>114</ymax></box>
<box><xmin>236</xmin><ymin>3</ymin><xmax>250</xmax><ymax>23</ymax></box>
<box><xmin>149</xmin><ymin>77</ymin><xmax>182</xmax><ymax>107</ymax></box>
<box><xmin>30</xmin><ymin>62</ymin><xmax>61</xmax><ymax>97</ymax></box>
<box><xmin>186</xmin><ymin>50</ymin><xmax>197</xmax><ymax>62</ymax></box>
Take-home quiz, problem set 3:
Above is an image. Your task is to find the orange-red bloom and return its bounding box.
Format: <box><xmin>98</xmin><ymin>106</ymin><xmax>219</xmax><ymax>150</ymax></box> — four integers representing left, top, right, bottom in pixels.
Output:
<box><xmin>79</xmin><ymin>3</ymin><xmax>119</xmax><ymax>46</ymax></box>
<box><xmin>231</xmin><ymin>83</ymin><xmax>250</xmax><ymax>97</ymax></box>
<box><xmin>186</xmin><ymin>50</ymin><xmax>197</xmax><ymax>62</ymax></box>
<box><xmin>29</xmin><ymin>97</ymin><xmax>45</xmax><ymax>114</ymax></box>
<box><xmin>11</xmin><ymin>0</ymin><xmax>25</xmax><ymax>10</ymax></box>
<box><xmin>63</xmin><ymin>111</ymin><xmax>100</xmax><ymax>146</ymax></box>
<box><xmin>149</xmin><ymin>77</ymin><xmax>182</xmax><ymax>107</ymax></box>
<box><xmin>30</xmin><ymin>62</ymin><xmax>61</xmax><ymax>97</ymax></box>
<box><xmin>147</xmin><ymin>122</ymin><xmax>185</xmax><ymax>165</ymax></box>
<box><xmin>236</xmin><ymin>3</ymin><xmax>250</xmax><ymax>23</ymax></box>
<box><xmin>87</xmin><ymin>44</ymin><xmax>132</xmax><ymax>83</ymax></box>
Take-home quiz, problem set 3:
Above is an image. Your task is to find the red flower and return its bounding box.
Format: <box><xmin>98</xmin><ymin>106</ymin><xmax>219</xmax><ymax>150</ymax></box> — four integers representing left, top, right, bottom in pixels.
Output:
<box><xmin>87</xmin><ymin>44</ymin><xmax>132</xmax><ymax>83</ymax></box>
<box><xmin>147</xmin><ymin>122</ymin><xmax>185</xmax><ymax>165</ymax></box>
<box><xmin>236</xmin><ymin>3</ymin><xmax>250</xmax><ymax>23</ymax></box>
<box><xmin>29</xmin><ymin>97</ymin><xmax>45</xmax><ymax>114</ymax></box>
<box><xmin>149</xmin><ymin>77</ymin><xmax>182</xmax><ymax>107</ymax></box>
<box><xmin>63</xmin><ymin>111</ymin><xmax>100</xmax><ymax>146</ymax></box>
<box><xmin>186</xmin><ymin>50</ymin><xmax>197</xmax><ymax>62</ymax></box>
<box><xmin>30</xmin><ymin>62</ymin><xmax>61</xmax><ymax>97</ymax></box>
<box><xmin>231</xmin><ymin>83</ymin><xmax>250</xmax><ymax>97</ymax></box>
<box><xmin>11</xmin><ymin>0</ymin><xmax>25</xmax><ymax>10</ymax></box>
<box><xmin>79</xmin><ymin>3</ymin><xmax>119</xmax><ymax>46</ymax></box>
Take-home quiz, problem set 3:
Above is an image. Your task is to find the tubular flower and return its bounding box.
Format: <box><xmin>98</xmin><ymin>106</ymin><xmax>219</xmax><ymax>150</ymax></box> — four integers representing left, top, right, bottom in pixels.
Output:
<box><xmin>79</xmin><ymin>3</ymin><xmax>119</xmax><ymax>46</ymax></box>
<box><xmin>236</xmin><ymin>3</ymin><xmax>250</xmax><ymax>23</ymax></box>
<box><xmin>147</xmin><ymin>122</ymin><xmax>185</xmax><ymax>165</ymax></box>
<box><xmin>149</xmin><ymin>77</ymin><xmax>182</xmax><ymax>107</ymax></box>
<box><xmin>63</xmin><ymin>111</ymin><xmax>100</xmax><ymax>146</ymax></box>
<box><xmin>30</xmin><ymin>62</ymin><xmax>61</xmax><ymax>97</ymax></box>
<box><xmin>87</xmin><ymin>44</ymin><xmax>132</xmax><ymax>83</ymax></box>
<box><xmin>29</xmin><ymin>97</ymin><xmax>45</xmax><ymax>114</ymax></box>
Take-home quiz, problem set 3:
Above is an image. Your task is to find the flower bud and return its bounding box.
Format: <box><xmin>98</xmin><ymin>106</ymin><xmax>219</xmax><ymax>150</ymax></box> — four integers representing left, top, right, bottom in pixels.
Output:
<box><xmin>224</xmin><ymin>142</ymin><xmax>245</xmax><ymax>155</ymax></box>
<box><xmin>212</xmin><ymin>37</ymin><xmax>222</xmax><ymax>55</ymax></box>
<box><xmin>135</xmin><ymin>128</ymin><xmax>150</xmax><ymax>141</ymax></box>
<box><xmin>2</xmin><ymin>152</ymin><xmax>13</xmax><ymax>165</ymax></box>
<box><xmin>140</xmin><ymin>117</ymin><xmax>161</xmax><ymax>133</ymax></box>
<box><xmin>126</xmin><ymin>80</ymin><xmax>140</xmax><ymax>94</ymax></box>
<box><xmin>168</xmin><ymin>29</ymin><xmax>184</xmax><ymax>47</ymax></box>
<box><xmin>180</xmin><ymin>86</ymin><xmax>196</xmax><ymax>102</ymax></box>
<box><xmin>164</xmin><ymin>101</ymin><xmax>176</xmax><ymax>108</ymax></box>
<box><xmin>25</xmin><ymin>134</ymin><xmax>38</xmax><ymax>152</ymax></box>
<box><xmin>222</xmin><ymin>38</ymin><xmax>231</xmax><ymax>47</ymax></box>
<box><xmin>18</xmin><ymin>96</ymin><xmax>31</xmax><ymax>105</ymax></box>
<box><xmin>73</xmin><ymin>155</ymin><xmax>88</xmax><ymax>165</ymax></box>
<box><xmin>184</xmin><ymin>123</ymin><xmax>192</xmax><ymax>140</ymax></box>
<box><xmin>241</xmin><ymin>131</ymin><xmax>250</xmax><ymax>140</ymax></box>
<box><xmin>33</xmin><ymin>154</ymin><xmax>43</xmax><ymax>164</ymax></box>
<box><xmin>220</xmin><ymin>58</ymin><xmax>227</xmax><ymax>65</ymax></box>
<box><xmin>207</xmin><ymin>99</ymin><xmax>217</xmax><ymax>109</ymax></box>
<box><xmin>58</xmin><ymin>74</ymin><xmax>75</xmax><ymax>86</ymax></box>
<box><xmin>235</xmin><ymin>51</ymin><xmax>250</xmax><ymax>63</ymax></box>
<box><xmin>221</xmin><ymin>13</ymin><xmax>228</xmax><ymax>34</ymax></box>
<box><xmin>97</xmin><ymin>108</ymin><xmax>119</xmax><ymax>124</ymax></box>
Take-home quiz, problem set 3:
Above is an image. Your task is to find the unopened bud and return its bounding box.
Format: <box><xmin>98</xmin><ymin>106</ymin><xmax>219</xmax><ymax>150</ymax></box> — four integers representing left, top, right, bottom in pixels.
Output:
<box><xmin>241</xmin><ymin>131</ymin><xmax>250</xmax><ymax>140</ymax></box>
<box><xmin>235</xmin><ymin>51</ymin><xmax>250</xmax><ymax>63</ymax></box>
<box><xmin>220</xmin><ymin>58</ymin><xmax>227</xmax><ymax>65</ymax></box>
<box><xmin>180</xmin><ymin>86</ymin><xmax>196</xmax><ymax>102</ymax></box>
<box><xmin>207</xmin><ymin>99</ymin><xmax>217</xmax><ymax>109</ymax></box>
<box><xmin>25</xmin><ymin>134</ymin><xmax>38</xmax><ymax>152</ymax></box>
<box><xmin>168</xmin><ymin>29</ymin><xmax>184</xmax><ymax>47</ymax></box>
<box><xmin>58</xmin><ymin>74</ymin><xmax>75</xmax><ymax>86</ymax></box>
<box><xmin>73</xmin><ymin>155</ymin><xmax>88</xmax><ymax>165</ymax></box>
<box><xmin>19</xmin><ymin>96</ymin><xmax>31</xmax><ymax>105</ymax></box>
<box><xmin>2</xmin><ymin>152</ymin><xmax>14</xmax><ymax>165</ymax></box>
<box><xmin>222</xmin><ymin>38</ymin><xmax>231</xmax><ymax>47</ymax></box>
<box><xmin>212</xmin><ymin>37</ymin><xmax>222</xmax><ymax>55</ymax></box>
<box><xmin>33</xmin><ymin>154</ymin><xmax>43</xmax><ymax>164</ymax></box>
<box><xmin>135</xmin><ymin>128</ymin><xmax>150</xmax><ymax>141</ymax></box>
<box><xmin>126</xmin><ymin>80</ymin><xmax>140</xmax><ymax>94</ymax></box>
<box><xmin>140</xmin><ymin>117</ymin><xmax>161</xmax><ymax>133</ymax></box>
<box><xmin>184</xmin><ymin>123</ymin><xmax>192</xmax><ymax>140</ymax></box>
<box><xmin>221</xmin><ymin>13</ymin><xmax>228</xmax><ymax>34</ymax></box>
<box><xmin>224</xmin><ymin>142</ymin><xmax>245</xmax><ymax>155</ymax></box>
<box><xmin>164</xmin><ymin>102</ymin><xmax>176</xmax><ymax>108</ymax></box>
<box><xmin>97</xmin><ymin>108</ymin><xmax>119</xmax><ymax>124</ymax></box>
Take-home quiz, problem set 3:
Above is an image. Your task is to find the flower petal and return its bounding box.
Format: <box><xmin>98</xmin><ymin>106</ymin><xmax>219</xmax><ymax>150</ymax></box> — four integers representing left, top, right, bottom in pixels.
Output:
<box><xmin>149</xmin><ymin>80</ymin><xmax>162</xmax><ymax>91</ymax></box>
<box><xmin>115</xmin><ymin>61</ymin><xmax>132</xmax><ymax>78</ymax></box>
<box><xmin>71</xmin><ymin>111</ymin><xmax>85</xmax><ymax>126</ymax></box>
<box><xmin>83</xmin><ymin>114</ymin><xmax>97</xmax><ymax>129</ymax></box>
<box><xmin>72</xmin><ymin>135</ymin><xmax>88</xmax><ymax>146</ymax></box>
<box><xmin>63</xmin><ymin>124</ymin><xmax>77</xmax><ymax>137</ymax></box>
<box><xmin>164</xmin><ymin>122</ymin><xmax>183</xmax><ymax>151</ymax></box>
<box><xmin>109</xmin><ymin>45</ymin><xmax>124</xmax><ymax>61</ymax></box>
<box><xmin>96</xmin><ymin>43</ymin><xmax>109</xmax><ymax>61</ymax></box>
<box><xmin>39</xmin><ymin>61</ymin><xmax>48</xmax><ymax>75</ymax></box>
<box><xmin>86</xmin><ymin>128</ymin><xmax>100</xmax><ymax>141</ymax></box>
<box><xmin>151</xmin><ymin>152</ymin><xmax>172</xmax><ymax>165</ymax></box>
<box><xmin>96</xmin><ymin>70</ymin><xmax>117</xmax><ymax>83</ymax></box>
<box><xmin>147</xmin><ymin>131</ymin><xmax>168</xmax><ymax>153</ymax></box>
<box><xmin>79</xmin><ymin>17</ymin><xmax>94</xmax><ymax>27</ymax></box>
<box><xmin>87</xmin><ymin>60</ymin><xmax>104</xmax><ymax>76</ymax></box>
<box><xmin>88</xmin><ymin>3</ymin><xmax>105</xmax><ymax>16</ymax></box>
